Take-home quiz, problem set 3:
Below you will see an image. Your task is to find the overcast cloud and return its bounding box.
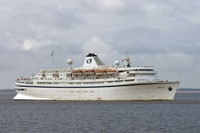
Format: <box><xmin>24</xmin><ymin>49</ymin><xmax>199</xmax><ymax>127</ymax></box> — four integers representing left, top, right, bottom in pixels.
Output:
<box><xmin>0</xmin><ymin>0</ymin><xmax>200</xmax><ymax>88</ymax></box>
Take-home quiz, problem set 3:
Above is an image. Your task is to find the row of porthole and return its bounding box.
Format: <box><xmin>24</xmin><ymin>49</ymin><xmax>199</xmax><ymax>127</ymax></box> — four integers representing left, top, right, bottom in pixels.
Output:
<box><xmin>37</xmin><ymin>80</ymin><xmax>133</xmax><ymax>85</ymax></box>
<box><xmin>16</xmin><ymin>89</ymin><xmax>27</xmax><ymax>91</ymax></box>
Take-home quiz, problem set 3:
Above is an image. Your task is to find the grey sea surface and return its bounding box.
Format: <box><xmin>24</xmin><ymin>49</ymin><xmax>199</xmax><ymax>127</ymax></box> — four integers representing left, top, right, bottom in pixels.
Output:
<box><xmin>0</xmin><ymin>91</ymin><xmax>200</xmax><ymax>133</ymax></box>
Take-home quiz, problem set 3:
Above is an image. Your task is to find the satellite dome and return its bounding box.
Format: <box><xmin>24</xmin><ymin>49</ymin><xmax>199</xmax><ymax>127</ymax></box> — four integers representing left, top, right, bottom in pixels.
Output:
<box><xmin>67</xmin><ymin>59</ymin><xmax>73</xmax><ymax>65</ymax></box>
<box><xmin>114</xmin><ymin>60</ymin><xmax>120</xmax><ymax>66</ymax></box>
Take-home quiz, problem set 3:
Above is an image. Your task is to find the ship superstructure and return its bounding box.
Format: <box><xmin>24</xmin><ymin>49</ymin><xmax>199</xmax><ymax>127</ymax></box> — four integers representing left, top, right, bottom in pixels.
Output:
<box><xmin>14</xmin><ymin>53</ymin><xmax>179</xmax><ymax>100</ymax></box>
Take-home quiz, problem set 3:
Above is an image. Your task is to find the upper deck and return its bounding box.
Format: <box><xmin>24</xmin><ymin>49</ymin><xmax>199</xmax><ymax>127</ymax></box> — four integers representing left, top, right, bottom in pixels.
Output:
<box><xmin>16</xmin><ymin>53</ymin><xmax>159</xmax><ymax>84</ymax></box>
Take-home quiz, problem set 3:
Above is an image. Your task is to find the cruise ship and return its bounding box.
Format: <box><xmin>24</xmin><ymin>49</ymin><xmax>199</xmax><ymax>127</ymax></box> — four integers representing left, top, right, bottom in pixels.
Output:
<box><xmin>14</xmin><ymin>53</ymin><xmax>180</xmax><ymax>100</ymax></box>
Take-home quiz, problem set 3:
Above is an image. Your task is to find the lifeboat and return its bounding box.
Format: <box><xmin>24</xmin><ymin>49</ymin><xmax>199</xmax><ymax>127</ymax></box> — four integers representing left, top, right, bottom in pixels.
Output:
<box><xmin>89</xmin><ymin>69</ymin><xmax>95</xmax><ymax>73</ymax></box>
<box><xmin>95</xmin><ymin>69</ymin><xmax>107</xmax><ymax>73</ymax></box>
<box><xmin>72</xmin><ymin>68</ymin><xmax>116</xmax><ymax>73</ymax></box>
<box><xmin>72</xmin><ymin>69</ymin><xmax>83</xmax><ymax>73</ymax></box>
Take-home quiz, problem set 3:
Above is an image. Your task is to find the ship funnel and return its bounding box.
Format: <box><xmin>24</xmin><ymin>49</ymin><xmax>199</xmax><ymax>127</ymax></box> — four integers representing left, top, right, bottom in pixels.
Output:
<box><xmin>83</xmin><ymin>53</ymin><xmax>105</xmax><ymax>68</ymax></box>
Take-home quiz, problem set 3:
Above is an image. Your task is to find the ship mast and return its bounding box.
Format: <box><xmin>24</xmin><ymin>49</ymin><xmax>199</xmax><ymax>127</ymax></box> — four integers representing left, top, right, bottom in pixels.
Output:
<box><xmin>51</xmin><ymin>51</ymin><xmax>54</xmax><ymax>70</ymax></box>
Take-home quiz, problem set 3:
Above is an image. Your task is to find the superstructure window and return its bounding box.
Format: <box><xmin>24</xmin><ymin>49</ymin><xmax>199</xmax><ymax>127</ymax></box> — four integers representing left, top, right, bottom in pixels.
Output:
<box><xmin>115</xmin><ymin>80</ymin><xmax>123</xmax><ymax>82</ymax></box>
<box><xmin>25</xmin><ymin>82</ymin><xmax>33</xmax><ymax>84</ymax></box>
<box><xmin>37</xmin><ymin>82</ymin><xmax>46</xmax><ymax>84</ymax></box>
<box><xmin>96</xmin><ymin>82</ymin><xmax>104</xmax><ymax>84</ymax></box>
<box><xmin>134</xmin><ymin>69</ymin><xmax>153</xmax><ymax>71</ymax></box>
<box><xmin>125</xmin><ymin>79</ymin><xmax>135</xmax><ymax>82</ymax></box>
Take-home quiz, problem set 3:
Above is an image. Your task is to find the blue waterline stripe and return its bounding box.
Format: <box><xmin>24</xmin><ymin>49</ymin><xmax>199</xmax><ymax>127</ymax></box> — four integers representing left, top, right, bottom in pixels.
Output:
<box><xmin>16</xmin><ymin>82</ymin><xmax>176</xmax><ymax>89</ymax></box>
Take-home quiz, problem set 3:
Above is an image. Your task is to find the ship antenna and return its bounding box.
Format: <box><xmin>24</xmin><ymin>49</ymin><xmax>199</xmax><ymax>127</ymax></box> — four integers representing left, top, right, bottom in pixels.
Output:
<box><xmin>125</xmin><ymin>51</ymin><xmax>131</xmax><ymax>67</ymax></box>
<box><xmin>51</xmin><ymin>51</ymin><xmax>54</xmax><ymax>70</ymax></box>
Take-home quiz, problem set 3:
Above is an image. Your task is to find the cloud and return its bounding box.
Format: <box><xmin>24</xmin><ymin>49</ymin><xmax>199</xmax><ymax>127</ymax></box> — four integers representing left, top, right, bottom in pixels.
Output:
<box><xmin>97</xmin><ymin>0</ymin><xmax>126</xmax><ymax>13</ymax></box>
<box><xmin>82</xmin><ymin>36</ymin><xmax>111</xmax><ymax>54</ymax></box>
<box><xmin>82</xmin><ymin>36</ymin><xmax>119</xmax><ymax>64</ymax></box>
<box><xmin>1</xmin><ymin>0</ymin><xmax>200</xmax><ymax>88</ymax></box>
<box><xmin>23</xmin><ymin>39</ymin><xmax>52</xmax><ymax>51</ymax></box>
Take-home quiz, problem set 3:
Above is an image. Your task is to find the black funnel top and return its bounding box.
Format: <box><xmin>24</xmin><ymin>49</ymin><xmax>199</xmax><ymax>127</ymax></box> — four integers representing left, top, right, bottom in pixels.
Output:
<box><xmin>86</xmin><ymin>53</ymin><xmax>97</xmax><ymax>57</ymax></box>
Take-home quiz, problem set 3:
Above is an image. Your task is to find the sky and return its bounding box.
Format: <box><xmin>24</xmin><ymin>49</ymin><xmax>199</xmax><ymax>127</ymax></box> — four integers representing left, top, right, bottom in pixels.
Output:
<box><xmin>0</xmin><ymin>0</ymin><xmax>200</xmax><ymax>89</ymax></box>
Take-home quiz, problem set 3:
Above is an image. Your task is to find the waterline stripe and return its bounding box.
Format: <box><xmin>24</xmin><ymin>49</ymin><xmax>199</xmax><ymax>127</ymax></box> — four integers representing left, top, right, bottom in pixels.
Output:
<box><xmin>15</xmin><ymin>82</ymin><xmax>178</xmax><ymax>89</ymax></box>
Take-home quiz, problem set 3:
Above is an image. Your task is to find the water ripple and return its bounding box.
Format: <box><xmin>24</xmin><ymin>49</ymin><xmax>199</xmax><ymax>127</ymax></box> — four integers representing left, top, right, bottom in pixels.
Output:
<box><xmin>0</xmin><ymin>92</ymin><xmax>200</xmax><ymax>133</ymax></box>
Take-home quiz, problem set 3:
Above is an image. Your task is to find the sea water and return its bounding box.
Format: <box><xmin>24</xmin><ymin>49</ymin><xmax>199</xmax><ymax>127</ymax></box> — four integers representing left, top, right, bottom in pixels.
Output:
<box><xmin>0</xmin><ymin>90</ymin><xmax>200</xmax><ymax>133</ymax></box>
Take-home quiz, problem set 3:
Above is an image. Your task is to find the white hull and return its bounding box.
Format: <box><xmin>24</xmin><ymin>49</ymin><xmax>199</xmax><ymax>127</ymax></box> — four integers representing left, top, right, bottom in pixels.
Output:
<box><xmin>14</xmin><ymin>81</ymin><xmax>179</xmax><ymax>101</ymax></box>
